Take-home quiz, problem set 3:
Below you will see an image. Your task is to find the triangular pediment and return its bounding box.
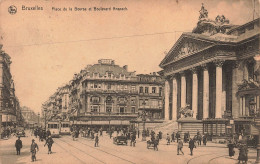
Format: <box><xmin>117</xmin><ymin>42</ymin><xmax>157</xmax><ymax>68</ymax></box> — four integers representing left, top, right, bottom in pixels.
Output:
<box><xmin>160</xmin><ymin>33</ymin><xmax>215</xmax><ymax>67</ymax></box>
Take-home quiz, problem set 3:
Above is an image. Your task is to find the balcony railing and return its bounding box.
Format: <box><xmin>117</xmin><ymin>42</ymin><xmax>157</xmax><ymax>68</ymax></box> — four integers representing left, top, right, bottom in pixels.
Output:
<box><xmin>84</xmin><ymin>88</ymin><xmax>138</xmax><ymax>94</ymax></box>
<box><xmin>78</xmin><ymin>112</ymin><xmax>138</xmax><ymax>117</ymax></box>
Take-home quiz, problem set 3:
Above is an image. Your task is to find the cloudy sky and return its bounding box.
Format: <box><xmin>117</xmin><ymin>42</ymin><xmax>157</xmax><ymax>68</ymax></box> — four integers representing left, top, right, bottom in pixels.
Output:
<box><xmin>0</xmin><ymin>0</ymin><xmax>258</xmax><ymax>113</ymax></box>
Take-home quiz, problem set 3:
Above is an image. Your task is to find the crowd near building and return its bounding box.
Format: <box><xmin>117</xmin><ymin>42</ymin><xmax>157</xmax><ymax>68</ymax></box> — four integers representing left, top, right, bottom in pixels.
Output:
<box><xmin>0</xmin><ymin>44</ymin><xmax>23</xmax><ymax>136</ymax></box>
<box><xmin>159</xmin><ymin>5</ymin><xmax>259</xmax><ymax>140</ymax></box>
<box><xmin>42</xmin><ymin>59</ymin><xmax>164</xmax><ymax>130</ymax></box>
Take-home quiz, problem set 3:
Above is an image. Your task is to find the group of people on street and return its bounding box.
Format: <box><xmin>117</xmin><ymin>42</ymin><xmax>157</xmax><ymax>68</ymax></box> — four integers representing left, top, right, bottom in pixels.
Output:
<box><xmin>14</xmin><ymin>129</ymin><xmax>54</xmax><ymax>162</ymax></box>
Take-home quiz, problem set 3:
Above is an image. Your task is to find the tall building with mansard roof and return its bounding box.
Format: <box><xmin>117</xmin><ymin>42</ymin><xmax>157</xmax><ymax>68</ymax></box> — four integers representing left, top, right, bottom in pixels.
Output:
<box><xmin>43</xmin><ymin>59</ymin><xmax>164</xmax><ymax>130</ymax></box>
<box><xmin>159</xmin><ymin>4</ymin><xmax>259</xmax><ymax>138</ymax></box>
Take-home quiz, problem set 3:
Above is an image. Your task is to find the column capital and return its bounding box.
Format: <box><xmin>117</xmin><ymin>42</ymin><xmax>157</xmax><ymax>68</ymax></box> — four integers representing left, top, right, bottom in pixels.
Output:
<box><xmin>190</xmin><ymin>67</ymin><xmax>198</xmax><ymax>74</ymax></box>
<box><xmin>214</xmin><ymin>60</ymin><xmax>225</xmax><ymax>67</ymax></box>
<box><xmin>201</xmin><ymin>63</ymin><xmax>209</xmax><ymax>70</ymax></box>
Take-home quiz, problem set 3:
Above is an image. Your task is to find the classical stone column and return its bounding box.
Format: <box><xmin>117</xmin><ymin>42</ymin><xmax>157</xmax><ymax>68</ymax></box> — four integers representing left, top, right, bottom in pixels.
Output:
<box><xmin>164</xmin><ymin>80</ymin><xmax>170</xmax><ymax>120</ymax></box>
<box><xmin>202</xmin><ymin>64</ymin><xmax>209</xmax><ymax>119</ymax></box>
<box><xmin>172</xmin><ymin>75</ymin><xmax>178</xmax><ymax>121</ymax></box>
<box><xmin>191</xmin><ymin>68</ymin><xmax>198</xmax><ymax>119</ymax></box>
<box><xmin>232</xmin><ymin>61</ymin><xmax>243</xmax><ymax>118</ymax></box>
<box><xmin>180</xmin><ymin>71</ymin><xmax>186</xmax><ymax>108</ymax></box>
<box><xmin>239</xmin><ymin>97</ymin><xmax>243</xmax><ymax>116</ymax></box>
<box><xmin>215</xmin><ymin>60</ymin><xmax>224</xmax><ymax>118</ymax></box>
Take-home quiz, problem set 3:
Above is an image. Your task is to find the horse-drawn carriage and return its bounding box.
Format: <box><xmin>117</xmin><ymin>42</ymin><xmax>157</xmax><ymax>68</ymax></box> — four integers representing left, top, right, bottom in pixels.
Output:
<box><xmin>147</xmin><ymin>139</ymin><xmax>158</xmax><ymax>150</ymax></box>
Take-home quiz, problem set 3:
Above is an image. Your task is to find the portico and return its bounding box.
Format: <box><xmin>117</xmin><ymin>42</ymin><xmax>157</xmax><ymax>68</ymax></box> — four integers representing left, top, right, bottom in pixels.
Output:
<box><xmin>160</xmin><ymin>5</ymin><xmax>259</xmax><ymax>139</ymax></box>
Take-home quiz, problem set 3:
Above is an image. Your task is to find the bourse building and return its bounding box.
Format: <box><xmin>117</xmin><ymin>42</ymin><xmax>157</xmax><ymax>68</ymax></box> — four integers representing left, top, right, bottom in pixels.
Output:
<box><xmin>159</xmin><ymin>8</ymin><xmax>259</xmax><ymax>139</ymax></box>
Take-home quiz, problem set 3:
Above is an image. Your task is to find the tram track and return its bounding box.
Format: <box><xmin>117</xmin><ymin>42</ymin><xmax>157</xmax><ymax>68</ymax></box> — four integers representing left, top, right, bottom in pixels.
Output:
<box><xmin>186</xmin><ymin>153</ymin><xmax>223</xmax><ymax>164</ymax></box>
<box><xmin>208</xmin><ymin>155</ymin><xmax>229</xmax><ymax>164</ymax></box>
<box><xmin>80</xmin><ymin>136</ymin><xmax>155</xmax><ymax>164</ymax></box>
<box><xmin>58</xmin><ymin>137</ymin><xmax>136</xmax><ymax>164</ymax></box>
<box><xmin>54</xmin><ymin>139</ymin><xmax>89</xmax><ymax>164</ymax></box>
<box><xmin>56</xmin><ymin>138</ymin><xmax>106</xmax><ymax>164</ymax></box>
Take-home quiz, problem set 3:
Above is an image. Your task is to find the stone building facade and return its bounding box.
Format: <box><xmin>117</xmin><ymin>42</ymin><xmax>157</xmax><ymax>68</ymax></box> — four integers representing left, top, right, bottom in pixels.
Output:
<box><xmin>0</xmin><ymin>45</ymin><xmax>21</xmax><ymax>131</ymax></box>
<box><xmin>70</xmin><ymin>59</ymin><xmax>164</xmax><ymax>129</ymax></box>
<box><xmin>159</xmin><ymin>6</ymin><xmax>259</xmax><ymax>138</ymax></box>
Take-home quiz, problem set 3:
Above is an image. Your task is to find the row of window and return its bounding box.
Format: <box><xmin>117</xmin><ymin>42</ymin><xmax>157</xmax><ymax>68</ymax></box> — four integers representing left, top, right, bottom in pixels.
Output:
<box><xmin>88</xmin><ymin>83</ymin><xmax>162</xmax><ymax>94</ymax></box>
<box><xmin>90</xmin><ymin>105</ymin><xmax>136</xmax><ymax>113</ymax></box>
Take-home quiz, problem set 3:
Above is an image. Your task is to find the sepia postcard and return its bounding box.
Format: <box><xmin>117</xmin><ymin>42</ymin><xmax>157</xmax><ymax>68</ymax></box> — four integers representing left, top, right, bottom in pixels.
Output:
<box><xmin>0</xmin><ymin>0</ymin><xmax>259</xmax><ymax>163</ymax></box>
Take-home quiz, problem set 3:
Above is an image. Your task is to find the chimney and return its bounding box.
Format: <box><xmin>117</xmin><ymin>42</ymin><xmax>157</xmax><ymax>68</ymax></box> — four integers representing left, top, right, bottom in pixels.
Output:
<box><xmin>123</xmin><ymin>65</ymin><xmax>128</xmax><ymax>71</ymax></box>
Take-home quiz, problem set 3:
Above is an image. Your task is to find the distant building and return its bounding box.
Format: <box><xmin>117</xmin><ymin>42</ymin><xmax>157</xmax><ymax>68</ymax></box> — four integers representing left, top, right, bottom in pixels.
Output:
<box><xmin>21</xmin><ymin>106</ymin><xmax>39</xmax><ymax>128</ymax></box>
<box><xmin>159</xmin><ymin>5</ymin><xmax>259</xmax><ymax>138</ymax></box>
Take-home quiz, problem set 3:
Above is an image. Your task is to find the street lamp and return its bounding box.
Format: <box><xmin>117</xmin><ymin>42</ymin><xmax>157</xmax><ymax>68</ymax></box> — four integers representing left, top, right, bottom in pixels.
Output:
<box><xmin>90</xmin><ymin>111</ymin><xmax>93</xmax><ymax>128</ymax></box>
<box><xmin>141</xmin><ymin>111</ymin><xmax>147</xmax><ymax>141</ymax></box>
<box><xmin>44</xmin><ymin>109</ymin><xmax>47</xmax><ymax>131</ymax></box>
<box><xmin>108</xmin><ymin>109</ymin><xmax>111</xmax><ymax>132</ymax></box>
<box><xmin>38</xmin><ymin>113</ymin><xmax>40</xmax><ymax>126</ymax></box>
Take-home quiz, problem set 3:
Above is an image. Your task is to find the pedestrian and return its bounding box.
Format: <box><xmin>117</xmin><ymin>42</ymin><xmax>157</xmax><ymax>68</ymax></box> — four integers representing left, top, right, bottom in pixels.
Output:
<box><xmin>189</xmin><ymin>138</ymin><xmax>195</xmax><ymax>156</ymax></box>
<box><xmin>154</xmin><ymin>138</ymin><xmax>159</xmax><ymax>151</ymax></box>
<box><xmin>171</xmin><ymin>132</ymin><xmax>175</xmax><ymax>142</ymax></box>
<box><xmin>46</xmin><ymin>129</ymin><xmax>51</xmax><ymax>137</ymax></box>
<box><xmin>15</xmin><ymin>136</ymin><xmax>22</xmax><ymax>155</ymax></box>
<box><xmin>130</xmin><ymin>133</ymin><xmax>136</xmax><ymax>147</ymax></box>
<box><xmin>177</xmin><ymin>138</ymin><xmax>184</xmax><ymax>155</ymax></box>
<box><xmin>95</xmin><ymin>134</ymin><xmax>99</xmax><ymax>147</ymax></box>
<box><xmin>44</xmin><ymin>136</ymin><xmax>54</xmax><ymax>154</ymax></box>
<box><xmin>31</xmin><ymin>139</ymin><xmax>39</xmax><ymax>162</ymax></box>
<box><xmin>176</xmin><ymin>131</ymin><xmax>180</xmax><ymax>141</ymax></box>
<box><xmin>166</xmin><ymin>133</ymin><xmax>170</xmax><ymax>145</ymax></box>
<box><xmin>202</xmin><ymin>134</ymin><xmax>207</xmax><ymax>146</ymax></box>
<box><xmin>238</xmin><ymin>143</ymin><xmax>248</xmax><ymax>163</ymax></box>
<box><xmin>228</xmin><ymin>140</ymin><xmax>235</xmax><ymax>158</ymax></box>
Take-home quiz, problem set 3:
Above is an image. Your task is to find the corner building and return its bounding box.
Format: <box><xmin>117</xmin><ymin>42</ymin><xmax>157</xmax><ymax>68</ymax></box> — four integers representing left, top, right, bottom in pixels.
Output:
<box><xmin>160</xmin><ymin>11</ymin><xmax>259</xmax><ymax>139</ymax></box>
<box><xmin>70</xmin><ymin>59</ymin><xmax>164</xmax><ymax>130</ymax></box>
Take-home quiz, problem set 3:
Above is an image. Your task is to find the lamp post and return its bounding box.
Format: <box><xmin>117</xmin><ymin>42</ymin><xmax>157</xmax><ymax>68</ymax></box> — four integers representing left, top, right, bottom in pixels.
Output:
<box><xmin>108</xmin><ymin>109</ymin><xmax>111</xmax><ymax>132</ymax></box>
<box><xmin>38</xmin><ymin>113</ymin><xmax>40</xmax><ymax>126</ymax></box>
<box><xmin>44</xmin><ymin>109</ymin><xmax>47</xmax><ymax>131</ymax></box>
<box><xmin>141</xmin><ymin>111</ymin><xmax>147</xmax><ymax>141</ymax></box>
<box><xmin>90</xmin><ymin>111</ymin><xmax>93</xmax><ymax>128</ymax></box>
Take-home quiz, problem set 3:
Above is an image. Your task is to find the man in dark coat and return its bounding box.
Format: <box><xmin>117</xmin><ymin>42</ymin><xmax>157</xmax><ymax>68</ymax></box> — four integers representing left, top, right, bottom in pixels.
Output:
<box><xmin>46</xmin><ymin>129</ymin><xmax>51</xmax><ymax>138</ymax></box>
<box><xmin>15</xmin><ymin>137</ymin><xmax>23</xmax><ymax>155</ymax></box>
<box><xmin>31</xmin><ymin>139</ymin><xmax>39</xmax><ymax>162</ymax></box>
<box><xmin>189</xmin><ymin>138</ymin><xmax>195</xmax><ymax>156</ymax></box>
<box><xmin>228</xmin><ymin>140</ymin><xmax>235</xmax><ymax>157</ymax></box>
<box><xmin>95</xmin><ymin>134</ymin><xmax>99</xmax><ymax>147</ymax></box>
<box><xmin>44</xmin><ymin>136</ymin><xmax>54</xmax><ymax>154</ymax></box>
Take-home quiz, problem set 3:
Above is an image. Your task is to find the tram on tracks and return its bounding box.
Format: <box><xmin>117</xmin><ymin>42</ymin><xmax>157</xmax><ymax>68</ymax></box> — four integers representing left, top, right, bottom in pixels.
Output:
<box><xmin>60</xmin><ymin>121</ymin><xmax>71</xmax><ymax>135</ymax></box>
<box><xmin>47</xmin><ymin>121</ymin><xmax>60</xmax><ymax>138</ymax></box>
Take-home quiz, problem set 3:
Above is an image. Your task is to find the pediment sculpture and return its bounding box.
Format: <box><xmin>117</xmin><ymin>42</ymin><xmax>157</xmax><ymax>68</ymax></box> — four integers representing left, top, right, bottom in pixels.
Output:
<box><xmin>238</xmin><ymin>79</ymin><xmax>260</xmax><ymax>91</ymax></box>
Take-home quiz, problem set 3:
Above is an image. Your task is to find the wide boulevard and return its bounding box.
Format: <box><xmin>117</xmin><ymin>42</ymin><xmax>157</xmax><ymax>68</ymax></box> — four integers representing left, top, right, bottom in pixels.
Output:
<box><xmin>0</xmin><ymin>131</ymin><xmax>257</xmax><ymax>164</ymax></box>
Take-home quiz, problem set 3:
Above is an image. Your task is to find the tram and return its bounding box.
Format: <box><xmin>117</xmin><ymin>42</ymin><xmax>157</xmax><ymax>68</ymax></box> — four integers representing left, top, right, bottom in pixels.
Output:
<box><xmin>47</xmin><ymin>121</ymin><xmax>60</xmax><ymax>138</ymax></box>
<box><xmin>60</xmin><ymin>121</ymin><xmax>71</xmax><ymax>135</ymax></box>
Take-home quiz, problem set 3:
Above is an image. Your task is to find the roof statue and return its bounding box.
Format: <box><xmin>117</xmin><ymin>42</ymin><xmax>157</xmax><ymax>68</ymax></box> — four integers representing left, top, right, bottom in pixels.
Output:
<box><xmin>193</xmin><ymin>3</ymin><xmax>234</xmax><ymax>36</ymax></box>
<box><xmin>199</xmin><ymin>3</ymin><xmax>208</xmax><ymax>20</ymax></box>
